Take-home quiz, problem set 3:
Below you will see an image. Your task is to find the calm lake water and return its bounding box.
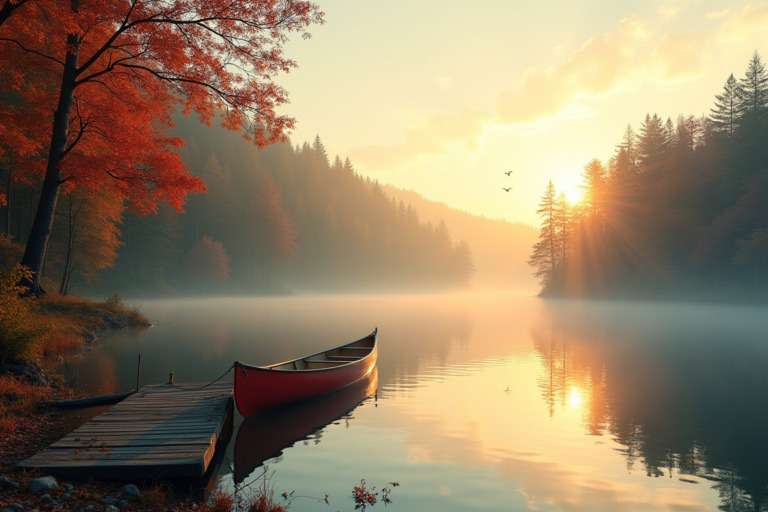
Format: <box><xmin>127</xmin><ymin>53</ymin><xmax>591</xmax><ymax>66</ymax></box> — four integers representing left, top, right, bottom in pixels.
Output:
<box><xmin>56</xmin><ymin>292</ymin><xmax>768</xmax><ymax>511</ymax></box>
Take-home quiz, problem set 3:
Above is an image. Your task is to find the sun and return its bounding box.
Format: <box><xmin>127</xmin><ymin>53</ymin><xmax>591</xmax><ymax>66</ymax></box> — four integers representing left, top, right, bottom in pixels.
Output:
<box><xmin>562</xmin><ymin>184</ymin><xmax>584</xmax><ymax>204</ymax></box>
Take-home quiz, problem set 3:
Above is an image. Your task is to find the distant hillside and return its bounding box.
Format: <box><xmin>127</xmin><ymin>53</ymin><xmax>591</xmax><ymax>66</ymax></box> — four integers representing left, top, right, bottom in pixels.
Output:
<box><xmin>382</xmin><ymin>186</ymin><xmax>538</xmax><ymax>293</ymax></box>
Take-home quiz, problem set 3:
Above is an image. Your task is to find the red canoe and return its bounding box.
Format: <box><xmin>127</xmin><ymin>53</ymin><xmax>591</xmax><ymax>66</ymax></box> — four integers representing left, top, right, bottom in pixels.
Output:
<box><xmin>234</xmin><ymin>328</ymin><xmax>378</xmax><ymax>417</ymax></box>
<box><xmin>234</xmin><ymin>367</ymin><xmax>378</xmax><ymax>483</ymax></box>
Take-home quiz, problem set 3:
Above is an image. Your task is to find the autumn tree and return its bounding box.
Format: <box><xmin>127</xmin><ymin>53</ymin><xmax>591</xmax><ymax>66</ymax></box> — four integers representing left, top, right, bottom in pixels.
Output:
<box><xmin>249</xmin><ymin>174</ymin><xmax>298</xmax><ymax>284</ymax></box>
<box><xmin>0</xmin><ymin>0</ymin><xmax>27</xmax><ymax>27</ymax></box>
<box><xmin>52</xmin><ymin>187</ymin><xmax>123</xmax><ymax>295</ymax></box>
<box><xmin>183</xmin><ymin>235</ymin><xmax>230</xmax><ymax>289</ymax></box>
<box><xmin>0</xmin><ymin>0</ymin><xmax>323</xmax><ymax>294</ymax></box>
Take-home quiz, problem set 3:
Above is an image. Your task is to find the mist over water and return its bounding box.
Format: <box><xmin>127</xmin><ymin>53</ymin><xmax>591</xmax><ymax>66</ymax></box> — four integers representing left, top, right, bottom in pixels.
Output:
<box><xmin>56</xmin><ymin>292</ymin><xmax>768</xmax><ymax>511</ymax></box>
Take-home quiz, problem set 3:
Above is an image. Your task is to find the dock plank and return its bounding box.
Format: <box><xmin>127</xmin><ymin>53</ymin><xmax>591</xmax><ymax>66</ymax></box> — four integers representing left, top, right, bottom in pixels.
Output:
<box><xmin>17</xmin><ymin>381</ymin><xmax>232</xmax><ymax>479</ymax></box>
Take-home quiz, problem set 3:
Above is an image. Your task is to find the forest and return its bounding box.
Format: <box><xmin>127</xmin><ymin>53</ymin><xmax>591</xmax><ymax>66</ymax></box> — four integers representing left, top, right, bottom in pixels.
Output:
<box><xmin>1</xmin><ymin>114</ymin><xmax>478</xmax><ymax>295</ymax></box>
<box><xmin>530</xmin><ymin>51</ymin><xmax>768</xmax><ymax>301</ymax></box>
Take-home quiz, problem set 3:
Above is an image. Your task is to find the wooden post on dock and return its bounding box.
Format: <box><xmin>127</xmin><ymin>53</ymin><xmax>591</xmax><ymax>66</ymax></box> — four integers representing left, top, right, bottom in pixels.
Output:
<box><xmin>136</xmin><ymin>354</ymin><xmax>141</xmax><ymax>391</ymax></box>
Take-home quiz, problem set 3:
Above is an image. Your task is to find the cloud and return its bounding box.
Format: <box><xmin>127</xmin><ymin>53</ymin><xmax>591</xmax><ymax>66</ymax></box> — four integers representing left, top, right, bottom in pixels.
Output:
<box><xmin>717</xmin><ymin>3</ymin><xmax>768</xmax><ymax>42</ymax></box>
<box><xmin>349</xmin><ymin>12</ymin><xmax>718</xmax><ymax>173</ymax></box>
<box><xmin>497</xmin><ymin>15</ymin><xmax>651</xmax><ymax>125</ymax></box>
<box><xmin>652</xmin><ymin>33</ymin><xmax>709</xmax><ymax>82</ymax></box>
<box><xmin>659</xmin><ymin>6</ymin><xmax>679</xmax><ymax>22</ymax></box>
<box><xmin>349</xmin><ymin>108</ymin><xmax>490</xmax><ymax>170</ymax></box>
<box><xmin>497</xmin><ymin>454</ymin><xmax>710</xmax><ymax>512</ymax></box>
<box><xmin>706</xmin><ymin>9</ymin><xmax>730</xmax><ymax>20</ymax></box>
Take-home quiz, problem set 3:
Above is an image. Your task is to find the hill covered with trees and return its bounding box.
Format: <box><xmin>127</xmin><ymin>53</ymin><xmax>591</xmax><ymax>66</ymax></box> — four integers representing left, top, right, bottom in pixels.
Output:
<box><xmin>2</xmin><ymin>114</ymin><xmax>491</xmax><ymax>295</ymax></box>
<box><xmin>382</xmin><ymin>186</ymin><xmax>537</xmax><ymax>292</ymax></box>
<box><xmin>529</xmin><ymin>51</ymin><xmax>768</xmax><ymax>301</ymax></box>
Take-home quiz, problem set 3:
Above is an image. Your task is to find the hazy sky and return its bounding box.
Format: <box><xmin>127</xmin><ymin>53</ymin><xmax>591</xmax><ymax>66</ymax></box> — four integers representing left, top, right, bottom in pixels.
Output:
<box><xmin>277</xmin><ymin>1</ymin><xmax>768</xmax><ymax>226</ymax></box>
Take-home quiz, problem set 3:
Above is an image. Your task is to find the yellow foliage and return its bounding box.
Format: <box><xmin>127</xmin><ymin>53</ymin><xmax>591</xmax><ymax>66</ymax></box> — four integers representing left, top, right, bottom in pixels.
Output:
<box><xmin>0</xmin><ymin>265</ymin><xmax>51</xmax><ymax>364</ymax></box>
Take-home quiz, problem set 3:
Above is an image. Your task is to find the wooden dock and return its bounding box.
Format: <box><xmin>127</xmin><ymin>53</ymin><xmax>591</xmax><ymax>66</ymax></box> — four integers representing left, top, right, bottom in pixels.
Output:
<box><xmin>17</xmin><ymin>381</ymin><xmax>233</xmax><ymax>480</ymax></box>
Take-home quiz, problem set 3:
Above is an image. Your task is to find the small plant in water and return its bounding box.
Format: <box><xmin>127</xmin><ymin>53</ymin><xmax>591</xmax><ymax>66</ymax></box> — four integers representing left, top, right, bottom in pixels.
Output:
<box><xmin>211</xmin><ymin>490</ymin><xmax>236</xmax><ymax>512</ymax></box>
<box><xmin>351</xmin><ymin>479</ymin><xmax>399</xmax><ymax>510</ymax></box>
<box><xmin>240</xmin><ymin>468</ymin><xmax>289</xmax><ymax>512</ymax></box>
<box><xmin>352</xmin><ymin>479</ymin><xmax>378</xmax><ymax>508</ymax></box>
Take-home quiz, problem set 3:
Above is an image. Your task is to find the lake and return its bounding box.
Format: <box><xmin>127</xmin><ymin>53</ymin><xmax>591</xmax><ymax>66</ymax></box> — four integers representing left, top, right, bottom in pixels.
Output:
<box><xmin>55</xmin><ymin>292</ymin><xmax>768</xmax><ymax>511</ymax></box>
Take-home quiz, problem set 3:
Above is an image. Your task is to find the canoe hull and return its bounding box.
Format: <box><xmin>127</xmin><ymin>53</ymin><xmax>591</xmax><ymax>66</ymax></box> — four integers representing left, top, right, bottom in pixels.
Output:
<box><xmin>234</xmin><ymin>329</ymin><xmax>377</xmax><ymax>417</ymax></box>
<box><xmin>234</xmin><ymin>367</ymin><xmax>378</xmax><ymax>483</ymax></box>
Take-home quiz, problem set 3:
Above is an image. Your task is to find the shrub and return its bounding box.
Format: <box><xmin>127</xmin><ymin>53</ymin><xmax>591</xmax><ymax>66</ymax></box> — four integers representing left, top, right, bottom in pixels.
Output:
<box><xmin>140</xmin><ymin>482</ymin><xmax>173</xmax><ymax>509</ymax></box>
<box><xmin>211</xmin><ymin>490</ymin><xmax>236</xmax><ymax>512</ymax></box>
<box><xmin>0</xmin><ymin>266</ymin><xmax>51</xmax><ymax>364</ymax></box>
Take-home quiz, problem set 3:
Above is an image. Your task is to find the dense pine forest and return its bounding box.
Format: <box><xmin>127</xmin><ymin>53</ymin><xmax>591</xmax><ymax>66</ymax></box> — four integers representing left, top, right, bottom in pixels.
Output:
<box><xmin>530</xmin><ymin>51</ymin><xmax>768</xmax><ymax>301</ymax></box>
<box><xmin>1</xmin><ymin>114</ymin><xmax>479</xmax><ymax>295</ymax></box>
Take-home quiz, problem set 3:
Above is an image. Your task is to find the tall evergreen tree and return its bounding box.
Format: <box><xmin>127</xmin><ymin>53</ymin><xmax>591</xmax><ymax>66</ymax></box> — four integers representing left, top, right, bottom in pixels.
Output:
<box><xmin>529</xmin><ymin>180</ymin><xmax>559</xmax><ymax>289</ymax></box>
<box><xmin>737</xmin><ymin>51</ymin><xmax>768</xmax><ymax>118</ymax></box>
<box><xmin>312</xmin><ymin>134</ymin><xmax>329</xmax><ymax>166</ymax></box>
<box><xmin>579</xmin><ymin>159</ymin><xmax>607</xmax><ymax>221</ymax></box>
<box><xmin>555</xmin><ymin>192</ymin><xmax>572</xmax><ymax>265</ymax></box>
<box><xmin>637</xmin><ymin>114</ymin><xmax>667</xmax><ymax>171</ymax></box>
<box><xmin>711</xmin><ymin>73</ymin><xmax>740</xmax><ymax>138</ymax></box>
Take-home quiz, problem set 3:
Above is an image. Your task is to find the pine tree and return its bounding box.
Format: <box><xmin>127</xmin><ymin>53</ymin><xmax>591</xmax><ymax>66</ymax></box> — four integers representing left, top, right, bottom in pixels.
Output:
<box><xmin>737</xmin><ymin>51</ymin><xmax>768</xmax><ymax>118</ymax></box>
<box><xmin>637</xmin><ymin>114</ymin><xmax>667</xmax><ymax>171</ymax></box>
<box><xmin>664</xmin><ymin>117</ymin><xmax>677</xmax><ymax>148</ymax></box>
<box><xmin>710</xmin><ymin>73</ymin><xmax>740</xmax><ymax>138</ymax></box>
<box><xmin>312</xmin><ymin>135</ymin><xmax>329</xmax><ymax>166</ymax></box>
<box><xmin>579</xmin><ymin>159</ymin><xmax>607</xmax><ymax>221</ymax></box>
<box><xmin>620</xmin><ymin>124</ymin><xmax>639</xmax><ymax>175</ymax></box>
<box><xmin>529</xmin><ymin>180</ymin><xmax>559</xmax><ymax>289</ymax></box>
<box><xmin>555</xmin><ymin>192</ymin><xmax>572</xmax><ymax>264</ymax></box>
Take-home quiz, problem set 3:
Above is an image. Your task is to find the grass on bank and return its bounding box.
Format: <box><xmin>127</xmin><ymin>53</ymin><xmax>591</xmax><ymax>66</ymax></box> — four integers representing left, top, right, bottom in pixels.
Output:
<box><xmin>0</xmin><ymin>264</ymin><xmax>149</xmax><ymax>435</ymax></box>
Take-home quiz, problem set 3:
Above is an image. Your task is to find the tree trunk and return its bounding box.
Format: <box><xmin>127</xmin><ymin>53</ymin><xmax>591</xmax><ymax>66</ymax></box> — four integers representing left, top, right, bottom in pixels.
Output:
<box><xmin>0</xmin><ymin>0</ymin><xmax>27</xmax><ymax>27</ymax></box>
<box><xmin>3</xmin><ymin>170</ymin><xmax>10</xmax><ymax>237</ymax></box>
<box><xmin>59</xmin><ymin>196</ymin><xmax>75</xmax><ymax>295</ymax></box>
<box><xmin>19</xmin><ymin>23</ymin><xmax>80</xmax><ymax>295</ymax></box>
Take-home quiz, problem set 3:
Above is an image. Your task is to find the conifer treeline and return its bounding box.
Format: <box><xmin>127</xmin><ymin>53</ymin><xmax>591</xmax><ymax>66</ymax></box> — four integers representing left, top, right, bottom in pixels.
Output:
<box><xmin>530</xmin><ymin>51</ymin><xmax>768</xmax><ymax>300</ymax></box>
<box><xmin>1</xmin><ymin>113</ymin><xmax>475</xmax><ymax>295</ymax></box>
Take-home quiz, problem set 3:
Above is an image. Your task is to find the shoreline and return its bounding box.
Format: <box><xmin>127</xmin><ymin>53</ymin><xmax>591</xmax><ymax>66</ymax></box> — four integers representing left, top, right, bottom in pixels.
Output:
<box><xmin>0</xmin><ymin>296</ymin><xmax>219</xmax><ymax>511</ymax></box>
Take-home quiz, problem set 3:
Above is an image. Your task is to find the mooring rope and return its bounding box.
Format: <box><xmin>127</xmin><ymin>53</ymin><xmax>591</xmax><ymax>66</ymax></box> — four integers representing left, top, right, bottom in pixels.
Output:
<box><xmin>169</xmin><ymin>363</ymin><xmax>235</xmax><ymax>391</ymax></box>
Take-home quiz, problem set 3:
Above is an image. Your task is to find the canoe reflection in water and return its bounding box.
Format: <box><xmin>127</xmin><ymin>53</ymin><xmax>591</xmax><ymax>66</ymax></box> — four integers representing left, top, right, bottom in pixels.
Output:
<box><xmin>234</xmin><ymin>367</ymin><xmax>379</xmax><ymax>484</ymax></box>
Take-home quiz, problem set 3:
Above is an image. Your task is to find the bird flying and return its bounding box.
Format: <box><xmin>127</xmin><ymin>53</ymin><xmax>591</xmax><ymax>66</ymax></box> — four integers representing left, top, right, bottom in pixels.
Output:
<box><xmin>502</xmin><ymin>187</ymin><xmax>512</xmax><ymax>192</ymax></box>
<box><xmin>505</xmin><ymin>170</ymin><xmax>513</xmax><ymax>176</ymax></box>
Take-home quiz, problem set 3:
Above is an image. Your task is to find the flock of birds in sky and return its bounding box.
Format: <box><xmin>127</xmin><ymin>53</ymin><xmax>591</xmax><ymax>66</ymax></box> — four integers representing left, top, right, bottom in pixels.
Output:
<box><xmin>502</xmin><ymin>170</ymin><xmax>513</xmax><ymax>192</ymax></box>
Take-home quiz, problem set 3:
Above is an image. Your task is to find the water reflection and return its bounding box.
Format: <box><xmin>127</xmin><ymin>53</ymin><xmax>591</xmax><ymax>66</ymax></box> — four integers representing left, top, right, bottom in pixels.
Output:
<box><xmin>535</xmin><ymin>299</ymin><xmax>768</xmax><ymax>511</ymax></box>
<box><xmin>234</xmin><ymin>368</ymin><xmax>378</xmax><ymax>484</ymax></box>
<box><xmin>51</xmin><ymin>293</ymin><xmax>768</xmax><ymax>511</ymax></box>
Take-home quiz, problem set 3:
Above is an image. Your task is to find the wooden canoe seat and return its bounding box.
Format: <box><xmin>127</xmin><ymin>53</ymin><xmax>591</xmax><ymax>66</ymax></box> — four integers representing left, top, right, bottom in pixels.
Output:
<box><xmin>305</xmin><ymin>359</ymin><xmax>344</xmax><ymax>364</ymax></box>
<box><xmin>328</xmin><ymin>355</ymin><xmax>364</xmax><ymax>360</ymax></box>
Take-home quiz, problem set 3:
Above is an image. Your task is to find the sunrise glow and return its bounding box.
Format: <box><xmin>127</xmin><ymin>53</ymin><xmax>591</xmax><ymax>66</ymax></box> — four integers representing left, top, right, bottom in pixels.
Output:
<box><xmin>280</xmin><ymin>1</ymin><xmax>768</xmax><ymax>226</ymax></box>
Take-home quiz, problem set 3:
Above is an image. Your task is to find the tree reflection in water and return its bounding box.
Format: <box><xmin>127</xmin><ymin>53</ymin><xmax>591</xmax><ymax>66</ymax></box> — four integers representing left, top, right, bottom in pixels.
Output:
<box><xmin>533</xmin><ymin>301</ymin><xmax>768</xmax><ymax>512</ymax></box>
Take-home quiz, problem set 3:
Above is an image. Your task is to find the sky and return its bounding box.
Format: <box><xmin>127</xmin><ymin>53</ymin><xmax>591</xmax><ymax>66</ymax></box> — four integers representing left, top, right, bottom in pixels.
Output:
<box><xmin>276</xmin><ymin>0</ymin><xmax>768</xmax><ymax>226</ymax></box>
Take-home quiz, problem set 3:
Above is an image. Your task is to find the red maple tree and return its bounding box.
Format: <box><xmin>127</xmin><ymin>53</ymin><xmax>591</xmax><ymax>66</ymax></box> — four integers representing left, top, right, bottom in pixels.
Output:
<box><xmin>0</xmin><ymin>0</ymin><xmax>323</xmax><ymax>293</ymax></box>
<box><xmin>183</xmin><ymin>235</ymin><xmax>231</xmax><ymax>287</ymax></box>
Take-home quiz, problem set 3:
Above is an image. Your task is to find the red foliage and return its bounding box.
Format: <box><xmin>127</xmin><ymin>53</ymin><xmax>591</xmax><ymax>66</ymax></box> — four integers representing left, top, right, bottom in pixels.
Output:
<box><xmin>184</xmin><ymin>235</ymin><xmax>231</xmax><ymax>285</ymax></box>
<box><xmin>0</xmin><ymin>0</ymin><xmax>323</xmax><ymax>291</ymax></box>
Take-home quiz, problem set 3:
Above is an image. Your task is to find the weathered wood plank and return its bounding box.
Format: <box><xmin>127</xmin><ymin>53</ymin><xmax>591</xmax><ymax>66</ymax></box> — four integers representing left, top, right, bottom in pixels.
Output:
<box><xmin>17</xmin><ymin>381</ymin><xmax>232</xmax><ymax>480</ymax></box>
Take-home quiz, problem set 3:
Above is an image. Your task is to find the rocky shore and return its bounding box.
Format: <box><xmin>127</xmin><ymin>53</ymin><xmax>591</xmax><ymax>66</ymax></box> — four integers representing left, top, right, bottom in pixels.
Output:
<box><xmin>0</xmin><ymin>475</ymin><xmax>148</xmax><ymax>512</ymax></box>
<box><xmin>0</xmin><ymin>309</ymin><xmax>215</xmax><ymax>512</ymax></box>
